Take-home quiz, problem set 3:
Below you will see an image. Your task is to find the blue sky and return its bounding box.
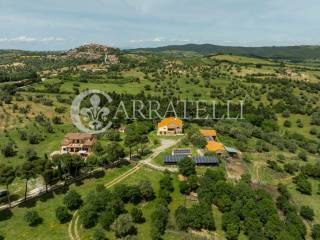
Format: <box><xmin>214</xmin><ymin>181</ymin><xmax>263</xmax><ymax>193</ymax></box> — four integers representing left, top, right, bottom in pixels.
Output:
<box><xmin>0</xmin><ymin>0</ymin><xmax>319</xmax><ymax>50</ymax></box>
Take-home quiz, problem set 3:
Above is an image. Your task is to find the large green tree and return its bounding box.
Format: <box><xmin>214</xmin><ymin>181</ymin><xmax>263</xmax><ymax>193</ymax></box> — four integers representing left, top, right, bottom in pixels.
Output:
<box><xmin>0</xmin><ymin>164</ymin><xmax>16</xmax><ymax>207</ymax></box>
<box><xmin>63</xmin><ymin>190</ymin><xmax>83</xmax><ymax>210</ymax></box>
<box><xmin>19</xmin><ymin>161</ymin><xmax>37</xmax><ymax>201</ymax></box>
<box><xmin>104</xmin><ymin>142</ymin><xmax>125</xmax><ymax>164</ymax></box>
<box><xmin>178</xmin><ymin>157</ymin><xmax>196</xmax><ymax>176</ymax></box>
<box><xmin>124</xmin><ymin>122</ymin><xmax>149</xmax><ymax>158</ymax></box>
<box><xmin>111</xmin><ymin>214</ymin><xmax>136</xmax><ymax>238</ymax></box>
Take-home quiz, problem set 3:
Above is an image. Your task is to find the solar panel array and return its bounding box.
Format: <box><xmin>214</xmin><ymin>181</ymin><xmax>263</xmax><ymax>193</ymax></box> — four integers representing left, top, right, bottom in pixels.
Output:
<box><xmin>172</xmin><ymin>149</ymin><xmax>192</xmax><ymax>155</ymax></box>
<box><xmin>164</xmin><ymin>155</ymin><xmax>184</xmax><ymax>163</ymax></box>
<box><xmin>164</xmin><ymin>155</ymin><xmax>218</xmax><ymax>164</ymax></box>
<box><xmin>193</xmin><ymin>156</ymin><xmax>219</xmax><ymax>164</ymax></box>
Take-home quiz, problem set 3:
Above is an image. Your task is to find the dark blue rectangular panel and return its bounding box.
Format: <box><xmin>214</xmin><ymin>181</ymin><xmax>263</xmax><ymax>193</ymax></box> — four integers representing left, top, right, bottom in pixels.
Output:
<box><xmin>164</xmin><ymin>155</ymin><xmax>218</xmax><ymax>164</ymax></box>
<box><xmin>173</xmin><ymin>149</ymin><xmax>192</xmax><ymax>155</ymax></box>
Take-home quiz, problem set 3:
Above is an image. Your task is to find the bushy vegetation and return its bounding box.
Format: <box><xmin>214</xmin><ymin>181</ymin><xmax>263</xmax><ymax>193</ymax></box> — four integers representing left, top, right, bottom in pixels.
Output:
<box><xmin>24</xmin><ymin>210</ymin><xmax>42</xmax><ymax>227</ymax></box>
<box><xmin>63</xmin><ymin>190</ymin><xmax>83</xmax><ymax>210</ymax></box>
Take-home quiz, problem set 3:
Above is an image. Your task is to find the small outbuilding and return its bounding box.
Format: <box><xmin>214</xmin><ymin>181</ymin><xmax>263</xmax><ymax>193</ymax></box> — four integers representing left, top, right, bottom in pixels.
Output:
<box><xmin>206</xmin><ymin>141</ymin><xmax>225</xmax><ymax>154</ymax></box>
<box><xmin>200</xmin><ymin>129</ymin><xmax>217</xmax><ymax>141</ymax></box>
<box><xmin>225</xmin><ymin>146</ymin><xmax>240</xmax><ymax>158</ymax></box>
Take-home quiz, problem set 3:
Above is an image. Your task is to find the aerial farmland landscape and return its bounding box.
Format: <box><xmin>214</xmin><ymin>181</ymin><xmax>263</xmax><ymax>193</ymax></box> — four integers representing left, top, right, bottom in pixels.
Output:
<box><xmin>0</xmin><ymin>1</ymin><xmax>320</xmax><ymax>240</ymax></box>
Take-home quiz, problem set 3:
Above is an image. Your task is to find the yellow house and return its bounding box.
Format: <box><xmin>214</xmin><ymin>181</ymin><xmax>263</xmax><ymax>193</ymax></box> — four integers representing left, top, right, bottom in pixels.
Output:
<box><xmin>157</xmin><ymin>117</ymin><xmax>183</xmax><ymax>135</ymax></box>
<box><xmin>206</xmin><ymin>141</ymin><xmax>225</xmax><ymax>154</ymax></box>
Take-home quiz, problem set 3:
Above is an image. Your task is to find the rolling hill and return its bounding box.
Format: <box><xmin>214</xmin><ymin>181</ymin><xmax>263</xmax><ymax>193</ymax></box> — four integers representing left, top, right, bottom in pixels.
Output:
<box><xmin>130</xmin><ymin>43</ymin><xmax>320</xmax><ymax>61</ymax></box>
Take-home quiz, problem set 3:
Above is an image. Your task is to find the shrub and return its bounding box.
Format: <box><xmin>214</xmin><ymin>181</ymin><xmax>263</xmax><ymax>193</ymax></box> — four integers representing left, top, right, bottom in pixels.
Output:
<box><xmin>79</xmin><ymin>205</ymin><xmax>98</xmax><ymax>229</ymax></box>
<box><xmin>179</xmin><ymin>181</ymin><xmax>190</xmax><ymax>194</ymax></box>
<box><xmin>138</xmin><ymin>180</ymin><xmax>155</xmax><ymax>201</ymax></box>
<box><xmin>52</xmin><ymin>116</ymin><xmax>62</xmax><ymax>124</ymax></box>
<box><xmin>55</xmin><ymin>206</ymin><xmax>71</xmax><ymax>223</ymax></box>
<box><xmin>158</xmin><ymin>188</ymin><xmax>172</xmax><ymax>205</ymax></box>
<box><xmin>312</xmin><ymin>224</ymin><xmax>320</xmax><ymax>240</ymax></box>
<box><xmin>159</xmin><ymin>172</ymin><xmax>174</xmax><ymax>192</ymax></box>
<box><xmin>310</xmin><ymin>128</ymin><xmax>318</xmax><ymax>135</ymax></box>
<box><xmin>99</xmin><ymin>210</ymin><xmax>117</xmax><ymax>231</ymax></box>
<box><xmin>187</xmin><ymin>204</ymin><xmax>215</xmax><ymax>231</ymax></box>
<box><xmin>285</xmin><ymin>212</ymin><xmax>306</xmax><ymax>238</ymax></box>
<box><xmin>24</xmin><ymin>210</ymin><xmax>42</xmax><ymax>226</ymax></box>
<box><xmin>130</xmin><ymin>207</ymin><xmax>145</xmax><ymax>223</ymax></box>
<box><xmin>255</xmin><ymin>140</ymin><xmax>270</xmax><ymax>152</ymax></box>
<box><xmin>26</xmin><ymin>148</ymin><xmax>38</xmax><ymax>161</ymax></box>
<box><xmin>298</xmin><ymin>151</ymin><xmax>308</xmax><ymax>161</ymax></box>
<box><xmin>297</xmin><ymin>121</ymin><xmax>304</xmax><ymax>128</ymax></box>
<box><xmin>55</xmin><ymin>106</ymin><xmax>66</xmax><ymax>113</ymax></box>
<box><xmin>114</xmin><ymin>184</ymin><xmax>130</xmax><ymax>203</ymax></box>
<box><xmin>306</xmin><ymin>143</ymin><xmax>318</xmax><ymax>154</ymax></box>
<box><xmin>243</xmin><ymin>154</ymin><xmax>251</xmax><ymax>163</ymax></box>
<box><xmin>111</xmin><ymin>214</ymin><xmax>136</xmax><ymax>238</ymax></box>
<box><xmin>276</xmin><ymin>154</ymin><xmax>285</xmax><ymax>162</ymax></box>
<box><xmin>277</xmin><ymin>183</ymin><xmax>291</xmax><ymax>199</ymax></box>
<box><xmin>267</xmin><ymin>160</ymin><xmax>283</xmax><ymax>172</ymax></box>
<box><xmin>284</xmin><ymin>163</ymin><xmax>299</xmax><ymax>175</ymax></box>
<box><xmin>1</xmin><ymin>143</ymin><xmax>16</xmax><ymax>157</ymax></box>
<box><xmin>92</xmin><ymin>227</ymin><xmax>107</xmax><ymax>240</ymax></box>
<box><xmin>300</xmin><ymin>206</ymin><xmax>314</xmax><ymax>221</ymax></box>
<box><xmin>127</xmin><ymin>185</ymin><xmax>142</xmax><ymax>205</ymax></box>
<box><xmin>28</xmin><ymin>133</ymin><xmax>42</xmax><ymax>144</ymax></box>
<box><xmin>296</xmin><ymin>179</ymin><xmax>312</xmax><ymax>195</ymax></box>
<box><xmin>311</xmin><ymin>111</ymin><xmax>320</xmax><ymax>126</ymax></box>
<box><xmin>63</xmin><ymin>190</ymin><xmax>83</xmax><ymax>210</ymax></box>
<box><xmin>175</xmin><ymin>206</ymin><xmax>189</xmax><ymax>231</ymax></box>
<box><xmin>18</xmin><ymin>130</ymin><xmax>28</xmax><ymax>140</ymax></box>
<box><xmin>150</xmin><ymin>204</ymin><xmax>169</xmax><ymax>239</ymax></box>
<box><xmin>283</xmin><ymin>120</ymin><xmax>292</xmax><ymax>128</ymax></box>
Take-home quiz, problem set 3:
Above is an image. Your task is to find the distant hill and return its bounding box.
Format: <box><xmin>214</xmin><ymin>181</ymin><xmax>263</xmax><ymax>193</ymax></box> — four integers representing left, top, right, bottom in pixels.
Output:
<box><xmin>130</xmin><ymin>44</ymin><xmax>320</xmax><ymax>61</ymax></box>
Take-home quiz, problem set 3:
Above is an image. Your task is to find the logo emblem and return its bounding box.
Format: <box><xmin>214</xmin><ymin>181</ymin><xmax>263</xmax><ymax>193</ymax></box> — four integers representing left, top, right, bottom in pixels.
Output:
<box><xmin>71</xmin><ymin>90</ymin><xmax>112</xmax><ymax>133</ymax></box>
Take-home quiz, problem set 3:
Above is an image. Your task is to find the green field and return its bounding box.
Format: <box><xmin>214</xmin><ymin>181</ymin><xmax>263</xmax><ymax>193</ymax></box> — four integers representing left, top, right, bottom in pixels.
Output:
<box><xmin>0</xmin><ymin>164</ymin><xmax>133</xmax><ymax>240</ymax></box>
<box><xmin>0</xmin><ymin>165</ymin><xmax>225</xmax><ymax>240</ymax></box>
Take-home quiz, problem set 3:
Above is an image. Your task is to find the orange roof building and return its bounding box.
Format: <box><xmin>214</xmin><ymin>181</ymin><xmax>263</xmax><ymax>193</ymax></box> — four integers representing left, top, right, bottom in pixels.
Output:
<box><xmin>157</xmin><ymin>117</ymin><xmax>183</xmax><ymax>135</ymax></box>
<box><xmin>200</xmin><ymin>129</ymin><xmax>217</xmax><ymax>141</ymax></box>
<box><xmin>206</xmin><ymin>141</ymin><xmax>225</xmax><ymax>154</ymax></box>
<box><xmin>200</xmin><ymin>129</ymin><xmax>217</xmax><ymax>137</ymax></box>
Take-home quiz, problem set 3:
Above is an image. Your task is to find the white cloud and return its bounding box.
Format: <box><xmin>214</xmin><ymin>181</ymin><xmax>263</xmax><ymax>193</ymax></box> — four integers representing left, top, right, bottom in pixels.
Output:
<box><xmin>152</xmin><ymin>37</ymin><xmax>164</xmax><ymax>42</ymax></box>
<box><xmin>129</xmin><ymin>37</ymin><xmax>165</xmax><ymax>43</ymax></box>
<box><xmin>129</xmin><ymin>37</ymin><xmax>190</xmax><ymax>44</ymax></box>
<box><xmin>0</xmin><ymin>36</ymin><xmax>65</xmax><ymax>43</ymax></box>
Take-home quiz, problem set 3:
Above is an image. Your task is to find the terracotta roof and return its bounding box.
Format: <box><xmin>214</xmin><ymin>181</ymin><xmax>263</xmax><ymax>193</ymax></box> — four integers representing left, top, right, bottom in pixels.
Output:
<box><xmin>206</xmin><ymin>141</ymin><xmax>225</xmax><ymax>152</ymax></box>
<box><xmin>64</xmin><ymin>133</ymin><xmax>93</xmax><ymax>139</ymax></box>
<box><xmin>62</xmin><ymin>133</ymin><xmax>95</xmax><ymax>146</ymax></box>
<box><xmin>200</xmin><ymin>129</ymin><xmax>217</xmax><ymax>137</ymax></box>
<box><xmin>158</xmin><ymin>117</ymin><xmax>183</xmax><ymax>128</ymax></box>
